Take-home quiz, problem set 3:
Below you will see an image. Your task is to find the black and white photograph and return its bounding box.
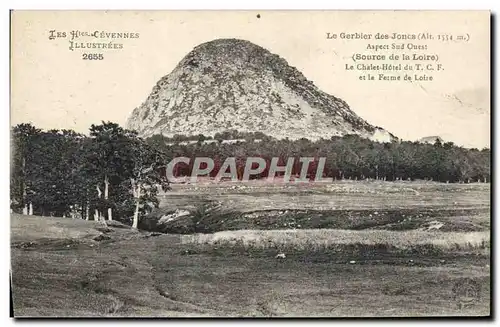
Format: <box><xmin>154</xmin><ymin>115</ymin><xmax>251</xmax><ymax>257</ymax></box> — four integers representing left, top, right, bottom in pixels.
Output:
<box><xmin>9</xmin><ymin>10</ymin><xmax>491</xmax><ymax>317</ymax></box>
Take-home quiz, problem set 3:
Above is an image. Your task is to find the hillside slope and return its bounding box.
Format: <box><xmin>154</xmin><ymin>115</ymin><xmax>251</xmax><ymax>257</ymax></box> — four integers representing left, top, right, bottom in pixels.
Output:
<box><xmin>10</xmin><ymin>182</ymin><xmax>490</xmax><ymax>317</ymax></box>
<box><xmin>10</xmin><ymin>212</ymin><xmax>489</xmax><ymax>317</ymax></box>
<box><xmin>126</xmin><ymin>38</ymin><xmax>395</xmax><ymax>142</ymax></box>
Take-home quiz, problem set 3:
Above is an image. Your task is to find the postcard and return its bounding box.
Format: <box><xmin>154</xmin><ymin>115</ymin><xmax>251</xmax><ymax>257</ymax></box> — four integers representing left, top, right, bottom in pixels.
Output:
<box><xmin>10</xmin><ymin>10</ymin><xmax>490</xmax><ymax>317</ymax></box>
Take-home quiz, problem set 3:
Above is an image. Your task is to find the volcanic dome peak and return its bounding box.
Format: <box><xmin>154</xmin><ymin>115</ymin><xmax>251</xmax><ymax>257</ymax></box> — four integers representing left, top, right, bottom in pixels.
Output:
<box><xmin>126</xmin><ymin>38</ymin><xmax>395</xmax><ymax>143</ymax></box>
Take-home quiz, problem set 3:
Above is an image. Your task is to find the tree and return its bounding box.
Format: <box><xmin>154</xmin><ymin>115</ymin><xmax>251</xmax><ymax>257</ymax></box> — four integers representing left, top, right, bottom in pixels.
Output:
<box><xmin>87</xmin><ymin>122</ymin><xmax>140</xmax><ymax>221</ymax></box>
<box><xmin>146</xmin><ymin>130</ymin><xmax>491</xmax><ymax>184</ymax></box>
<box><xmin>127</xmin><ymin>137</ymin><xmax>170</xmax><ymax>228</ymax></box>
<box><xmin>11</xmin><ymin>123</ymin><xmax>41</xmax><ymax>214</ymax></box>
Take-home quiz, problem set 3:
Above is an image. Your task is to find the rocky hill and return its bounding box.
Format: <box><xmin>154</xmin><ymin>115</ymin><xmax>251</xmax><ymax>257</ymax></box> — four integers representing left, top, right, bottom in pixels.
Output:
<box><xmin>126</xmin><ymin>38</ymin><xmax>396</xmax><ymax>142</ymax></box>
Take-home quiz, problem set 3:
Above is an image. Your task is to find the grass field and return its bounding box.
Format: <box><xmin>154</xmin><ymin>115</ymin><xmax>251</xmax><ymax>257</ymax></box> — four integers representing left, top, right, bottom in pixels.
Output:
<box><xmin>10</xmin><ymin>181</ymin><xmax>491</xmax><ymax>317</ymax></box>
<box><xmin>148</xmin><ymin>180</ymin><xmax>490</xmax><ymax>233</ymax></box>
<box><xmin>183</xmin><ymin>229</ymin><xmax>490</xmax><ymax>255</ymax></box>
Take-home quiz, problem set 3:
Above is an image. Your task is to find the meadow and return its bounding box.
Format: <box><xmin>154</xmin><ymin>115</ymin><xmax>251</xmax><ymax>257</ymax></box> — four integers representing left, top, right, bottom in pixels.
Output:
<box><xmin>182</xmin><ymin>229</ymin><xmax>490</xmax><ymax>255</ymax></box>
<box><xmin>10</xmin><ymin>181</ymin><xmax>491</xmax><ymax>317</ymax></box>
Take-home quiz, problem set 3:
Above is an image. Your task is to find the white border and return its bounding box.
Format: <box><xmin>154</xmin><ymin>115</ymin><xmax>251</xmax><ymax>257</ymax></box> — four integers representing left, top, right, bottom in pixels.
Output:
<box><xmin>2</xmin><ymin>1</ymin><xmax>498</xmax><ymax>326</ymax></box>
<box><xmin>1</xmin><ymin>0</ymin><xmax>498</xmax><ymax>10</ymax></box>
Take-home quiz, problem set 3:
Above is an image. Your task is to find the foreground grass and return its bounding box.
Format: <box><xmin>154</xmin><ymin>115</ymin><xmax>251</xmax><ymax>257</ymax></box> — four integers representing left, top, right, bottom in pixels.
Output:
<box><xmin>182</xmin><ymin>229</ymin><xmax>490</xmax><ymax>256</ymax></box>
<box><xmin>11</xmin><ymin>215</ymin><xmax>490</xmax><ymax>317</ymax></box>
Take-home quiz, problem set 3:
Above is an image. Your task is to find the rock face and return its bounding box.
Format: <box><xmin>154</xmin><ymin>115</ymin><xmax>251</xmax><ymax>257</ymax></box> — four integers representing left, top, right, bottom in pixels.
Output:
<box><xmin>126</xmin><ymin>38</ymin><xmax>396</xmax><ymax>142</ymax></box>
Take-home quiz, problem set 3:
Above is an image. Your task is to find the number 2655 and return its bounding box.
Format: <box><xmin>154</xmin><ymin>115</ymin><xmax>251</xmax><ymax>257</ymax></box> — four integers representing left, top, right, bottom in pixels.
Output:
<box><xmin>82</xmin><ymin>53</ymin><xmax>104</xmax><ymax>60</ymax></box>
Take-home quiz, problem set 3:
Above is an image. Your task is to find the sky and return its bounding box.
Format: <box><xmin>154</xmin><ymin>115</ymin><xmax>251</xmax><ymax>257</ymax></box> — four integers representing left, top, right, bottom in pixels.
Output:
<box><xmin>11</xmin><ymin>10</ymin><xmax>490</xmax><ymax>148</ymax></box>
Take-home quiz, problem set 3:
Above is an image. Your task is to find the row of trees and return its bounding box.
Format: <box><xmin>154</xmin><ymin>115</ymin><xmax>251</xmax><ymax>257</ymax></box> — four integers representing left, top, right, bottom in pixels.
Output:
<box><xmin>11</xmin><ymin>122</ymin><xmax>169</xmax><ymax>227</ymax></box>
<box><xmin>147</xmin><ymin>134</ymin><xmax>490</xmax><ymax>183</ymax></box>
<box><xmin>10</xmin><ymin>123</ymin><xmax>490</xmax><ymax>222</ymax></box>
<box><xmin>149</xmin><ymin>129</ymin><xmax>270</xmax><ymax>143</ymax></box>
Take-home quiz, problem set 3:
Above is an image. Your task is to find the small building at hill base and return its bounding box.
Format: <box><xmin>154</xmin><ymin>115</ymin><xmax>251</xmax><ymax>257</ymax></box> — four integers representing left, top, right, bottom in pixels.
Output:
<box><xmin>419</xmin><ymin>136</ymin><xmax>444</xmax><ymax>144</ymax></box>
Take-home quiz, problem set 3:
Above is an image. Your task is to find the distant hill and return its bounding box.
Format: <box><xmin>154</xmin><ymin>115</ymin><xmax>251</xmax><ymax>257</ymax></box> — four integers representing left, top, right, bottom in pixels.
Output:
<box><xmin>126</xmin><ymin>38</ymin><xmax>396</xmax><ymax>143</ymax></box>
